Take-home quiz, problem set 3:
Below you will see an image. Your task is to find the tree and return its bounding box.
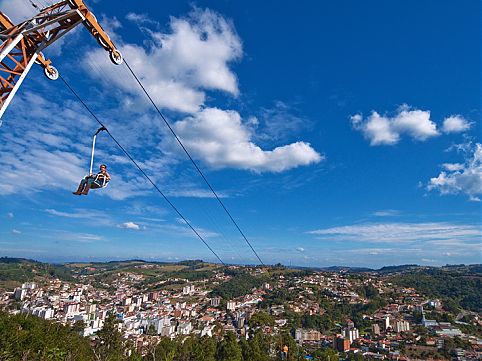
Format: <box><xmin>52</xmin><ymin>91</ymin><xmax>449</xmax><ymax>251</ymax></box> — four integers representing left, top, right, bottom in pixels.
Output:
<box><xmin>248</xmin><ymin>311</ymin><xmax>274</xmax><ymax>328</ymax></box>
<box><xmin>94</xmin><ymin>313</ymin><xmax>124</xmax><ymax>361</ymax></box>
<box><xmin>147</xmin><ymin>324</ymin><xmax>157</xmax><ymax>336</ymax></box>
<box><xmin>176</xmin><ymin>336</ymin><xmax>193</xmax><ymax>361</ymax></box>
<box><xmin>312</xmin><ymin>348</ymin><xmax>339</xmax><ymax>361</ymax></box>
<box><xmin>192</xmin><ymin>336</ymin><xmax>216</xmax><ymax>361</ymax></box>
<box><xmin>72</xmin><ymin>320</ymin><xmax>85</xmax><ymax>334</ymax></box>
<box><xmin>216</xmin><ymin>331</ymin><xmax>242</xmax><ymax>361</ymax></box>
<box><xmin>154</xmin><ymin>337</ymin><xmax>176</xmax><ymax>361</ymax></box>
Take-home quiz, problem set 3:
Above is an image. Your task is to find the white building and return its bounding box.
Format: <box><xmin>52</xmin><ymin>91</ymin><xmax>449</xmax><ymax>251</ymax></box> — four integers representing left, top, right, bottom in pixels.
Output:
<box><xmin>63</xmin><ymin>302</ymin><xmax>80</xmax><ymax>316</ymax></box>
<box><xmin>123</xmin><ymin>297</ymin><xmax>132</xmax><ymax>306</ymax></box>
<box><xmin>147</xmin><ymin>317</ymin><xmax>170</xmax><ymax>334</ymax></box>
<box><xmin>22</xmin><ymin>282</ymin><xmax>37</xmax><ymax>290</ymax></box>
<box><xmin>295</xmin><ymin>328</ymin><xmax>322</xmax><ymax>342</ymax></box>
<box><xmin>177</xmin><ymin>321</ymin><xmax>192</xmax><ymax>335</ymax></box>
<box><xmin>161</xmin><ymin>324</ymin><xmax>176</xmax><ymax>338</ymax></box>
<box><xmin>227</xmin><ymin>301</ymin><xmax>236</xmax><ymax>311</ymax></box>
<box><xmin>183</xmin><ymin>285</ymin><xmax>195</xmax><ymax>295</ymax></box>
<box><xmin>24</xmin><ymin>307</ymin><xmax>54</xmax><ymax>320</ymax></box>
<box><xmin>210</xmin><ymin>298</ymin><xmax>220</xmax><ymax>307</ymax></box>
<box><xmin>201</xmin><ymin>325</ymin><xmax>215</xmax><ymax>337</ymax></box>
<box><xmin>394</xmin><ymin>320</ymin><xmax>410</xmax><ymax>333</ymax></box>
<box><xmin>342</xmin><ymin>327</ymin><xmax>359</xmax><ymax>342</ymax></box>
<box><xmin>14</xmin><ymin>288</ymin><xmax>27</xmax><ymax>300</ymax></box>
<box><xmin>383</xmin><ymin>316</ymin><xmax>391</xmax><ymax>330</ymax></box>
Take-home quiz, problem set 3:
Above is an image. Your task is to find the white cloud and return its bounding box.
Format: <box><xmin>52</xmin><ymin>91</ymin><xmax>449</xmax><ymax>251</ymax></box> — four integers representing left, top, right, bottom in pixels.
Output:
<box><xmin>442</xmin><ymin>115</ymin><xmax>471</xmax><ymax>134</ymax></box>
<box><xmin>63</xmin><ymin>232</ymin><xmax>103</xmax><ymax>243</ymax></box>
<box><xmin>7</xmin><ymin>212</ymin><xmax>14</xmax><ymax>218</ymax></box>
<box><xmin>11</xmin><ymin>229</ymin><xmax>21</xmax><ymax>234</ymax></box>
<box><xmin>168</xmin><ymin>107</ymin><xmax>322</xmax><ymax>172</ymax></box>
<box><xmin>372</xmin><ymin>210</ymin><xmax>400</xmax><ymax>217</ymax></box>
<box><xmin>296</xmin><ymin>247</ymin><xmax>305</xmax><ymax>252</ymax></box>
<box><xmin>120</xmin><ymin>221</ymin><xmax>141</xmax><ymax>230</ymax></box>
<box><xmin>87</xmin><ymin>8</ymin><xmax>242</xmax><ymax>113</ymax></box>
<box><xmin>442</xmin><ymin>163</ymin><xmax>465</xmax><ymax>172</ymax></box>
<box><xmin>125</xmin><ymin>12</ymin><xmax>158</xmax><ymax>26</ymax></box>
<box><xmin>308</xmin><ymin>222</ymin><xmax>481</xmax><ymax>243</ymax></box>
<box><xmin>351</xmin><ymin>105</ymin><xmax>439</xmax><ymax>145</ymax></box>
<box><xmin>428</xmin><ymin>143</ymin><xmax>482</xmax><ymax>201</ymax></box>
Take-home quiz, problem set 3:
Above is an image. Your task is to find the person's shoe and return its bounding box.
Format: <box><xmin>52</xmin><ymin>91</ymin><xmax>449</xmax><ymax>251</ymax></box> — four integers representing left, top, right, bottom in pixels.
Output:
<box><xmin>72</xmin><ymin>191</ymin><xmax>82</xmax><ymax>195</ymax></box>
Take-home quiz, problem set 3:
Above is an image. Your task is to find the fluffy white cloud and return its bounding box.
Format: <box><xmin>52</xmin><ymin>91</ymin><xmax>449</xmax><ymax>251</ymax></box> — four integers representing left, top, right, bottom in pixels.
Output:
<box><xmin>442</xmin><ymin>115</ymin><xmax>471</xmax><ymax>133</ymax></box>
<box><xmin>308</xmin><ymin>222</ymin><xmax>481</xmax><ymax>243</ymax></box>
<box><xmin>428</xmin><ymin>143</ymin><xmax>482</xmax><ymax>201</ymax></box>
<box><xmin>11</xmin><ymin>229</ymin><xmax>21</xmax><ymax>234</ymax></box>
<box><xmin>87</xmin><ymin>8</ymin><xmax>242</xmax><ymax>113</ymax></box>
<box><xmin>169</xmin><ymin>107</ymin><xmax>322</xmax><ymax>172</ymax></box>
<box><xmin>120</xmin><ymin>221</ymin><xmax>141</xmax><ymax>230</ymax></box>
<box><xmin>351</xmin><ymin>105</ymin><xmax>439</xmax><ymax>145</ymax></box>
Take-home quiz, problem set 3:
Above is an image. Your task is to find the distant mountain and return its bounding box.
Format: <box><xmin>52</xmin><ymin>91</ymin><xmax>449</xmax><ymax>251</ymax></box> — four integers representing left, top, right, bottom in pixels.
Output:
<box><xmin>0</xmin><ymin>257</ymin><xmax>480</xmax><ymax>275</ymax></box>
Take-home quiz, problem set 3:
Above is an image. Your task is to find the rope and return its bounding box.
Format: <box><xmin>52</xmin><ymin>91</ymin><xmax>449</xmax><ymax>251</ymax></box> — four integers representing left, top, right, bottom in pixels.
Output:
<box><xmin>58</xmin><ymin>73</ymin><xmax>225</xmax><ymax>266</ymax></box>
<box><xmin>123</xmin><ymin>59</ymin><xmax>265</xmax><ymax>266</ymax></box>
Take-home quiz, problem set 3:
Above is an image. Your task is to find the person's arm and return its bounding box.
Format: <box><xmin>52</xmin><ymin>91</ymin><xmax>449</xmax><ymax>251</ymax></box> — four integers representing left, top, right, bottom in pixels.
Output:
<box><xmin>105</xmin><ymin>171</ymin><xmax>111</xmax><ymax>180</ymax></box>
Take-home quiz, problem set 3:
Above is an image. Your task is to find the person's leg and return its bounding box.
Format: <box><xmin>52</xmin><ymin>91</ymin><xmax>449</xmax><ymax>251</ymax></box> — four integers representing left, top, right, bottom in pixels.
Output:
<box><xmin>73</xmin><ymin>178</ymin><xmax>87</xmax><ymax>195</ymax></box>
<box><xmin>81</xmin><ymin>178</ymin><xmax>94</xmax><ymax>195</ymax></box>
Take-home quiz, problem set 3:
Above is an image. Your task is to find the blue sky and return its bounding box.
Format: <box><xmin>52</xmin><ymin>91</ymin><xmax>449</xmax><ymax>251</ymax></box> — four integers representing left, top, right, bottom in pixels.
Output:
<box><xmin>0</xmin><ymin>0</ymin><xmax>480</xmax><ymax>267</ymax></box>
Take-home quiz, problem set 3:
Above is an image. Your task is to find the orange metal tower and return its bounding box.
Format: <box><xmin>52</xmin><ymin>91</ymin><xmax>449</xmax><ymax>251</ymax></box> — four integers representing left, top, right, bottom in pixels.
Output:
<box><xmin>0</xmin><ymin>0</ymin><xmax>122</xmax><ymax>118</ymax></box>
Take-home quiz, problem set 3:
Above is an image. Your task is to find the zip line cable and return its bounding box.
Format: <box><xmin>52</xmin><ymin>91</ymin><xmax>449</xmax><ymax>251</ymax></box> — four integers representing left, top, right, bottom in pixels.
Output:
<box><xmin>123</xmin><ymin>59</ymin><xmax>265</xmax><ymax>266</ymax></box>
<box><xmin>79</xmin><ymin>56</ymin><xmax>244</xmax><ymax>261</ymax></box>
<box><xmin>58</xmin><ymin>74</ymin><xmax>225</xmax><ymax>266</ymax></box>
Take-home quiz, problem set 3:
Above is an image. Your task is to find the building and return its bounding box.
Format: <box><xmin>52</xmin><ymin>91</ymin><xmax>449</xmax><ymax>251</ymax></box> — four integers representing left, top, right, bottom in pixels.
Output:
<box><xmin>22</xmin><ymin>282</ymin><xmax>37</xmax><ymax>290</ymax></box>
<box><xmin>210</xmin><ymin>297</ymin><xmax>220</xmax><ymax>307</ymax></box>
<box><xmin>394</xmin><ymin>320</ymin><xmax>410</xmax><ymax>333</ymax></box>
<box><xmin>123</xmin><ymin>297</ymin><xmax>132</xmax><ymax>306</ymax></box>
<box><xmin>148</xmin><ymin>292</ymin><xmax>159</xmax><ymax>301</ymax></box>
<box><xmin>383</xmin><ymin>315</ymin><xmax>390</xmax><ymax>330</ymax></box>
<box><xmin>341</xmin><ymin>327</ymin><xmax>359</xmax><ymax>342</ymax></box>
<box><xmin>334</xmin><ymin>337</ymin><xmax>351</xmax><ymax>352</ymax></box>
<box><xmin>372</xmin><ymin>324</ymin><xmax>381</xmax><ymax>335</ymax></box>
<box><xmin>183</xmin><ymin>285</ymin><xmax>195</xmax><ymax>295</ymax></box>
<box><xmin>147</xmin><ymin>317</ymin><xmax>170</xmax><ymax>334</ymax></box>
<box><xmin>86</xmin><ymin>304</ymin><xmax>96</xmax><ymax>314</ymax></box>
<box><xmin>295</xmin><ymin>329</ymin><xmax>321</xmax><ymax>342</ymax></box>
<box><xmin>226</xmin><ymin>300</ymin><xmax>236</xmax><ymax>311</ymax></box>
<box><xmin>14</xmin><ymin>287</ymin><xmax>26</xmax><ymax>300</ymax></box>
<box><xmin>63</xmin><ymin>302</ymin><xmax>80</xmax><ymax>316</ymax></box>
<box><xmin>421</xmin><ymin>312</ymin><xmax>438</xmax><ymax>327</ymax></box>
<box><xmin>177</xmin><ymin>321</ymin><xmax>192</xmax><ymax>335</ymax></box>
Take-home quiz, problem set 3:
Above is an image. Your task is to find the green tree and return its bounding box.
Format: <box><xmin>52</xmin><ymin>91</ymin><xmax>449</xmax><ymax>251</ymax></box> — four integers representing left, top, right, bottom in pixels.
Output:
<box><xmin>0</xmin><ymin>312</ymin><xmax>93</xmax><ymax>360</ymax></box>
<box><xmin>147</xmin><ymin>324</ymin><xmax>157</xmax><ymax>336</ymax></box>
<box><xmin>72</xmin><ymin>320</ymin><xmax>85</xmax><ymax>334</ymax></box>
<box><xmin>176</xmin><ymin>336</ymin><xmax>193</xmax><ymax>361</ymax></box>
<box><xmin>154</xmin><ymin>337</ymin><xmax>176</xmax><ymax>361</ymax></box>
<box><xmin>248</xmin><ymin>311</ymin><xmax>275</xmax><ymax>328</ymax></box>
<box><xmin>94</xmin><ymin>313</ymin><xmax>124</xmax><ymax>361</ymax></box>
<box><xmin>216</xmin><ymin>331</ymin><xmax>242</xmax><ymax>361</ymax></box>
<box><xmin>192</xmin><ymin>336</ymin><xmax>217</xmax><ymax>361</ymax></box>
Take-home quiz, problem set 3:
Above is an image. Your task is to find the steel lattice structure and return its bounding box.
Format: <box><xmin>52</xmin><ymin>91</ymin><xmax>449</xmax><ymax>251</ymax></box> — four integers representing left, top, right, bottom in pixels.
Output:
<box><xmin>0</xmin><ymin>0</ymin><xmax>122</xmax><ymax>118</ymax></box>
